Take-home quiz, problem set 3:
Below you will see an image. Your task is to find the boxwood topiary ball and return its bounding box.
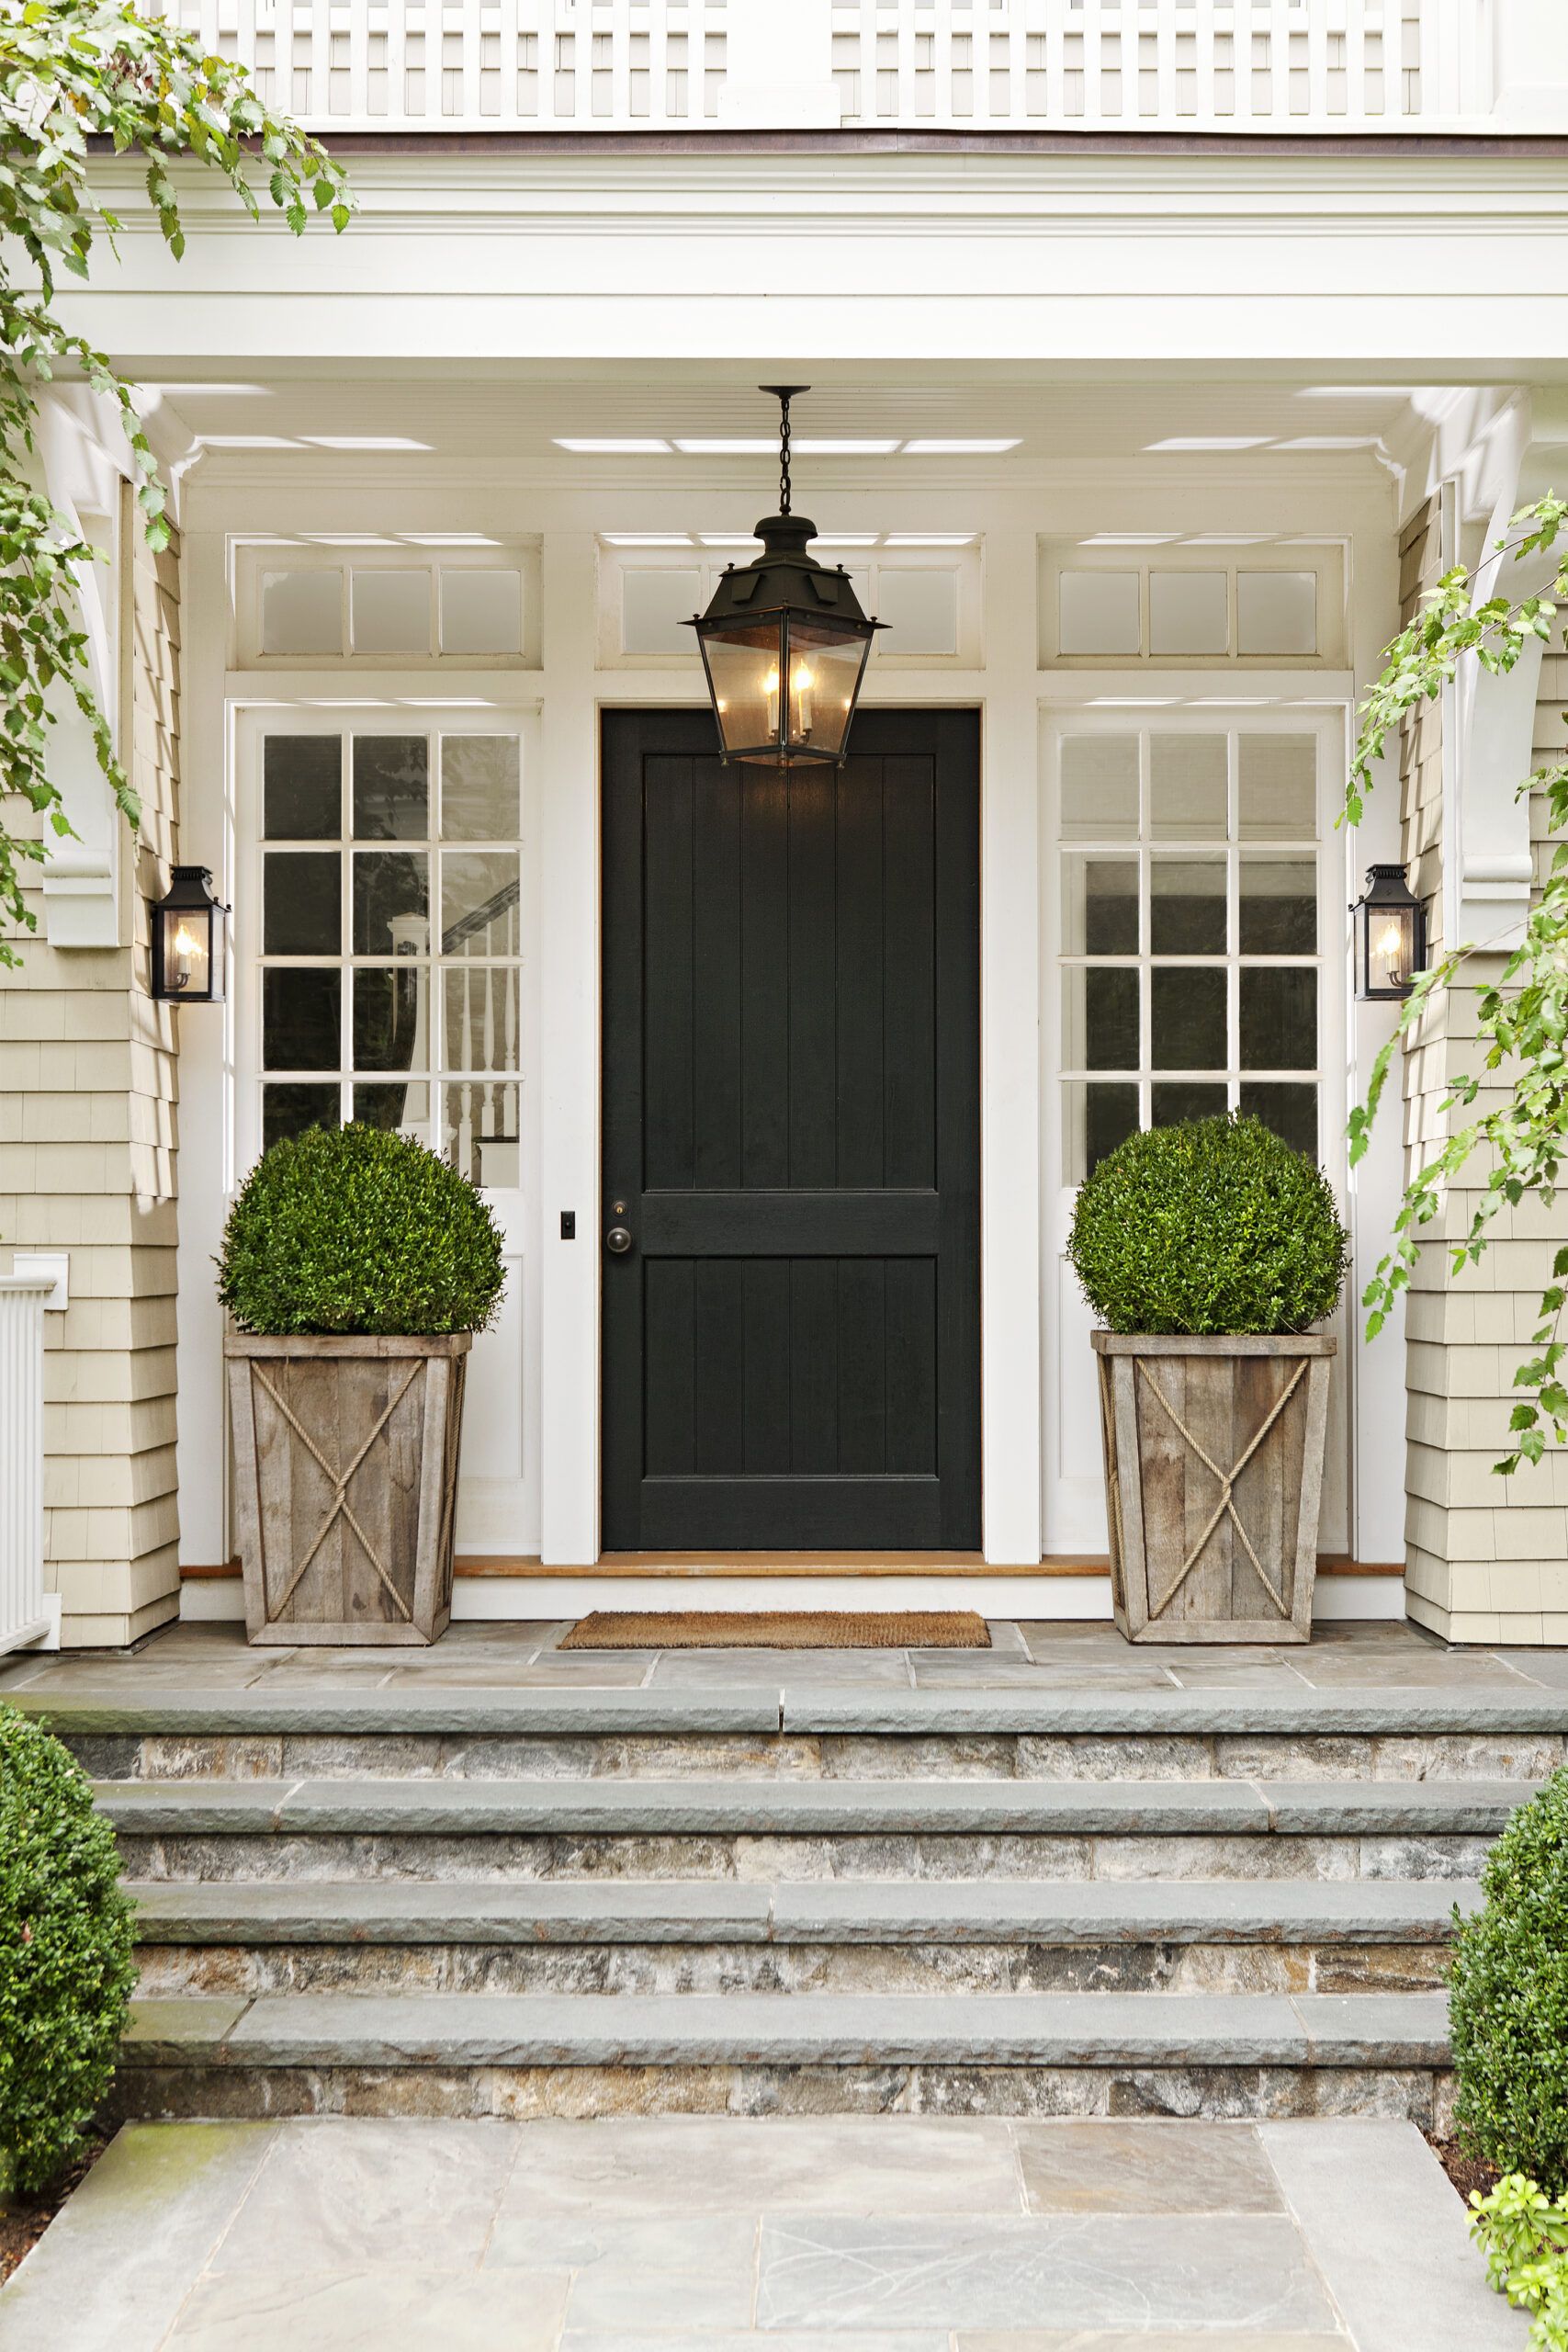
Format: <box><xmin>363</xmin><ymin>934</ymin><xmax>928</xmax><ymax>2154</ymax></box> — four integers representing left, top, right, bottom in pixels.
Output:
<box><xmin>0</xmin><ymin>1706</ymin><xmax>136</xmax><ymax>2198</ymax></box>
<box><xmin>217</xmin><ymin>1122</ymin><xmax>506</xmax><ymax>1337</ymax></box>
<box><xmin>1066</xmin><ymin>1113</ymin><xmax>1348</xmax><ymax>1337</ymax></box>
<box><xmin>1450</xmin><ymin>1768</ymin><xmax>1568</xmax><ymax>2190</ymax></box>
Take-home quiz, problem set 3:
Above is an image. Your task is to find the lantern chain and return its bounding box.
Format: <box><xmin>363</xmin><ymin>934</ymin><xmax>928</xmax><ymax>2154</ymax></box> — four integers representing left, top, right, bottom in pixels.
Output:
<box><xmin>778</xmin><ymin>391</ymin><xmax>793</xmax><ymax>517</ymax></box>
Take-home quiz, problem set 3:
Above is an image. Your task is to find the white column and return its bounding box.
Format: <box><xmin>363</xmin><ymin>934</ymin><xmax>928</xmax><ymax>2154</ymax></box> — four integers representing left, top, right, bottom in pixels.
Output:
<box><xmin>1491</xmin><ymin>0</ymin><xmax>1568</xmax><ymax>128</ymax></box>
<box><xmin>979</xmin><ymin>525</ymin><xmax>1043</xmax><ymax>1565</ymax></box>
<box><xmin>0</xmin><ymin>1278</ymin><xmax>59</xmax><ymax>1655</ymax></box>
<box><xmin>716</xmin><ymin>0</ymin><xmax>840</xmax><ymax>127</ymax></box>
<box><xmin>537</xmin><ymin>531</ymin><xmax>603</xmax><ymax>1565</ymax></box>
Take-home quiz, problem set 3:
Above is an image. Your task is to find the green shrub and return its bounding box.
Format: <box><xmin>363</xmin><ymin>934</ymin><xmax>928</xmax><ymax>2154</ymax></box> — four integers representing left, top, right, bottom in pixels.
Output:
<box><xmin>1450</xmin><ymin>1768</ymin><xmax>1568</xmax><ymax>2190</ymax></box>
<box><xmin>1066</xmin><ymin>1113</ymin><xmax>1348</xmax><ymax>1337</ymax></box>
<box><xmin>217</xmin><ymin>1122</ymin><xmax>505</xmax><ymax>1336</ymax></box>
<box><xmin>0</xmin><ymin>1707</ymin><xmax>136</xmax><ymax>2198</ymax></box>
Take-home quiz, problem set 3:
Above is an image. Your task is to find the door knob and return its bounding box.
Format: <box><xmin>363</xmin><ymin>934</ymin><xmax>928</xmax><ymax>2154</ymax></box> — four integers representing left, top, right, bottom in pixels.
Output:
<box><xmin>605</xmin><ymin>1226</ymin><xmax>633</xmax><ymax>1255</ymax></box>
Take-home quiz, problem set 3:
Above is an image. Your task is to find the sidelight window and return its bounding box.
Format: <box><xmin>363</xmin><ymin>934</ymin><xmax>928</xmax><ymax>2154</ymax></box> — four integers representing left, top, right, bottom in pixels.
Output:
<box><xmin>254</xmin><ymin>726</ymin><xmax>524</xmax><ymax>1187</ymax></box>
<box><xmin>1055</xmin><ymin>718</ymin><xmax>1327</xmax><ymax>1184</ymax></box>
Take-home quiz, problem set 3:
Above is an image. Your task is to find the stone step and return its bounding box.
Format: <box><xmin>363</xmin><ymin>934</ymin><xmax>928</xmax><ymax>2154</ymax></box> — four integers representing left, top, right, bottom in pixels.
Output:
<box><xmin>111</xmin><ymin>1987</ymin><xmax>1457</xmax><ymax>2124</ymax></box>
<box><xmin>129</xmin><ymin>1873</ymin><xmax>1474</xmax><ymax>1997</ymax></box>
<box><xmin>129</xmin><ymin>1873</ymin><xmax>1481</xmax><ymax>1946</ymax></box>
<box><xmin>102</xmin><ymin>1772</ymin><xmax>1513</xmax><ymax>1884</ymax></box>
<box><xmin>23</xmin><ymin>1683</ymin><xmax>1568</xmax><ymax>1788</ymax></box>
<box><xmin>96</xmin><ymin>1773</ymin><xmax>1529</xmax><ymax>1837</ymax></box>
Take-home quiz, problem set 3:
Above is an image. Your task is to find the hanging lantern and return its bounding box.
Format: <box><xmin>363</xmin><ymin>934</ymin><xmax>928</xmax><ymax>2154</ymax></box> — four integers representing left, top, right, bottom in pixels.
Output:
<box><xmin>150</xmin><ymin>865</ymin><xmax>228</xmax><ymax>1004</ymax></box>
<box><xmin>687</xmin><ymin>386</ymin><xmax>884</xmax><ymax>768</ymax></box>
<box><xmin>1352</xmin><ymin>864</ymin><xmax>1427</xmax><ymax>1001</ymax></box>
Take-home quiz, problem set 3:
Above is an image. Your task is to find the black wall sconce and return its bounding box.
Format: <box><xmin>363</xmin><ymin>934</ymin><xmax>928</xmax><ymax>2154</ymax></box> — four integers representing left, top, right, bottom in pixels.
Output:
<box><xmin>1352</xmin><ymin>864</ymin><xmax>1427</xmax><ymax>1001</ymax></box>
<box><xmin>150</xmin><ymin>865</ymin><xmax>229</xmax><ymax>1004</ymax></box>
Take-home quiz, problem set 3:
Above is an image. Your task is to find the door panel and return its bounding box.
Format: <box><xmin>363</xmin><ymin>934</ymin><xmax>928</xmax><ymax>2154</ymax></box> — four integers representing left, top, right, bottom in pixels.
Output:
<box><xmin>602</xmin><ymin>708</ymin><xmax>980</xmax><ymax>1552</ymax></box>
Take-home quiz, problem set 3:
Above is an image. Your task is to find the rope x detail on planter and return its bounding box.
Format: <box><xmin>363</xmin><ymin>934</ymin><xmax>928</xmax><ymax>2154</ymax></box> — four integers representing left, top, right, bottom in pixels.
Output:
<box><xmin>1135</xmin><ymin>1356</ymin><xmax>1308</xmax><ymax>1620</ymax></box>
<box><xmin>252</xmin><ymin>1362</ymin><xmax>422</xmax><ymax>1621</ymax></box>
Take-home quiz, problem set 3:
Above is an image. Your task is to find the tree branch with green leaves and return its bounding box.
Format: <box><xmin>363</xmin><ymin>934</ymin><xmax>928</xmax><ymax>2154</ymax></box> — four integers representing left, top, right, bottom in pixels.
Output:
<box><xmin>0</xmin><ymin>0</ymin><xmax>353</xmax><ymax>965</ymax></box>
<box><xmin>1347</xmin><ymin>495</ymin><xmax>1568</xmax><ymax>1473</ymax></box>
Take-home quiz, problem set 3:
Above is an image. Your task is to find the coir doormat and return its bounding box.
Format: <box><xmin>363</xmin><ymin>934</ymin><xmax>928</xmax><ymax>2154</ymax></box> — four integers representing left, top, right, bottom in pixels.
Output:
<box><xmin>560</xmin><ymin>1609</ymin><xmax>991</xmax><ymax>1650</ymax></box>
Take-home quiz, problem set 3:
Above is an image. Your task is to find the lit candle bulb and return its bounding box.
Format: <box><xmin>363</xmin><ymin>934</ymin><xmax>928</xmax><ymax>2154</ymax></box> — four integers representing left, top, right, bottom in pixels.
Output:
<box><xmin>1374</xmin><ymin>920</ymin><xmax>1404</xmax><ymax>989</ymax></box>
<box><xmin>763</xmin><ymin>666</ymin><xmax>780</xmax><ymax>736</ymax></box>
<box><xmin>793</xmin><ymin>660</ymin><xmax>814</xmax><ymax>736</ymax></box>
<box><xmin>172</xmin><ymin>922</ymin><xmax>199</xmax><ymax>989</ymax></box>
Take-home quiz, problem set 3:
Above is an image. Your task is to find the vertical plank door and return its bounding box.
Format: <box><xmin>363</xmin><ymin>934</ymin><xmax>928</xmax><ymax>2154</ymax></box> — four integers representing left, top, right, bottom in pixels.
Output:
<box><xmin>602</xmin><ymin>708</ymin><xmax>980</xmax><ymax>1551</ymax></box>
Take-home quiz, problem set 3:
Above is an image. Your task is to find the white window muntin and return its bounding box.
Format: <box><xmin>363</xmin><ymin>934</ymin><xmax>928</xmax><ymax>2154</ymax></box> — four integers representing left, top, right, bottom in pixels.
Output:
<box><xmin>234</xmin><ymin>706</ymin><xmax>537</xmax><ymax>1192</ymax></box>
<box><xmin>1044</xmin><ymin>704</ymin><xmax>1347</xmax><ymax>1189</ymax></box>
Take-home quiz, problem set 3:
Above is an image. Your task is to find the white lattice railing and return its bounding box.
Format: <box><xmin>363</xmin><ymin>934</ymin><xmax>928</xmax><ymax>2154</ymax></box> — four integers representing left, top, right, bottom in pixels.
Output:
<box><xmin>0</xmin><ymin>1277</ymin><xmax>57</xmax><ymax>1658</ymax></box>
<box><xmin>152</xmin><ymin>0</ymin><xmax>1564</xmax><ymax>136</ymax></box>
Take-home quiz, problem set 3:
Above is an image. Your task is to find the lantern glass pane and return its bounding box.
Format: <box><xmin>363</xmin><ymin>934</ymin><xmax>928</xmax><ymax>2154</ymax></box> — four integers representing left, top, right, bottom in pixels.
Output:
<box><xmin>779</xmin><ymin>621</ymin><xmax>870</xmax><ymax>762</ymax></box>
<box><xmin>160</xmin><ymin>904</ymin><xmax>212</xmax><ymax>999</ymax></box>
<box><xmin>1368</xmin><ymin>902</ymin><xmax>1416</xmax><ymax>995</ymax></box>
<box><xmin>701</xmin><ymin>621</ymin><xmax>784</xmax><ymax>758</ymax></box>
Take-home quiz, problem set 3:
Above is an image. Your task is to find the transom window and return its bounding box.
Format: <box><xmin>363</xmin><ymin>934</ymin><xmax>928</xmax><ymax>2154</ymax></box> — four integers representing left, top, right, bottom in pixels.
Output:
<box><xmin>1055</xmin><ymin>719</ymin><xmax>1325</xmax><ymax>1184</ymax></box>
<box><xmin>255</xmin><ymin>727</ymin><xmax>523</xmax><ymax>1187</ymax></box>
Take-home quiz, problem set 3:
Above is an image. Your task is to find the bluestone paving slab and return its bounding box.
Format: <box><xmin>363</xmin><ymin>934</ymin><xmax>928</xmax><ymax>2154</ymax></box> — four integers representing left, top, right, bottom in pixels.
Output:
<box><xmin>768</xmin><ymin>1877</ymin><xmax>1478</xmax><ymax>1943</ymax></box>
<box><xmin>99</xmin><ymin>1773</ymin><xmax>1280</xmax><ymax>1835</ymax></box>
<box><xmin>1012</xmin><ymin>2120</ymin><xmax>1284</xmax><ymax>2214</ymax></box>
<box><xmin>149</xmin><ymin>1989</ymin><xmax>1337</xmax><ymax>2066</ymax></box>
<box><xmin>1262</xmin><ymin>2119</ymin><xmax>1526</xmax><ymax>2350</ymax></box>
<box><xmin>16</xmin><ymin>1688</ymin><xmax>784</xmax><ymax>1735</ymax></box>
<box><xmin>953</xmin><ymin>2337</ymin><xmax>1347</xmax><ymax>2350</ymax></box>
<box><xmin>753</xmin><ymin>2213</ymin><xmax>1341</xmax><ymax>2333</ymax></box>
<box><xmin>122</xmin><ymin>1996</ymin><xmax>250</xmax><ymax>2062</ymax></box>
<box><xmin>494</xmin><ymin>2115</ymin><xmax>1021</xmax><ymax>2219</ymax></box>
<box><xmin>560</xmin><ymin>2336</ymin><xmax>950</xmax><ymax>2351</ymax></box>
<box><xmin>164</xmin><ymin>2267</ymin><xmax>571</xmax><ymax>2351</ymax></box>
<box><xmin>210</xmin><ymin>2116</ymin><xmax>518</xmax><ymax>2272</ymax></box>
<box><xmin>1291</xmin><ymin>1995</ymin><xmax>1452</xmax><ymax>2064</ymax></box>
<box><xmin>513</xmin><ymin>2214</ymin><xmax>760</xmax><ymax>2329</ymax></box>
<box><xmin>96</xmin><ymin>1770</ymin><xmax>1525</xmax><ymax>1840</ymax></box>
<box><xmin>1260</xmin><ymin>1780</ymin><xmax>1530</xmax><ymax>1833</ymax></box>
<box><xmin>130</xmin><ymin>1877</ymin><xmax>776</xmax><ymax>1944</ymax></box>
<box><xmin>788</xmin><ymin>1686</ymin><xmax>1568</xmax><ymax>1734</ymax></box>
<box><xmin>0</xmin><ymin>2121</ymin><xmax>276</xmax><ymax>2352</ymax></box>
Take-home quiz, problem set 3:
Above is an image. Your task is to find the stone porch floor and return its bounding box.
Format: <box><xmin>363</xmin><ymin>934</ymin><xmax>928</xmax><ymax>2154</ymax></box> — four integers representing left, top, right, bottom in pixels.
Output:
<box><xmin>6</xmin><ymin>1614</ymin><xmax>1567</xmax><ymax>1698</ymax></box>
<box><xmin>0</xmin><ymin>2113</ymin><xmax>1523</xmax><ymax>2349</ymax></box>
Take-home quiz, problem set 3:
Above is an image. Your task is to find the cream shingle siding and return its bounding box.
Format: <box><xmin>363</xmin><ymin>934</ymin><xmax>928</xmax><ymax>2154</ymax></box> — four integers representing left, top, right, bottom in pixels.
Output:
<box><xmin>0</xmin><ymin>483</ymin><xmax>181</xmax><ymax>1647</ymax></box>
<box><xmin>1400</xmin><ymin>502</ymin><xmax>1568</xmax><ymax>1643</ymax></box>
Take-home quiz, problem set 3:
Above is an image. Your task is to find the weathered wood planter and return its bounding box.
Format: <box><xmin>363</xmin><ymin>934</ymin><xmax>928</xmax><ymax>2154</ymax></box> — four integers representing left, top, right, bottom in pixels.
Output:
<box><xmin>1092</xmin><ymin>1330</ymin><xmax>1336</xmax><ymax>1644</ymax></box>
<box><xmin>226</xmin><ymin>1330</ymin><xmax>471</xmax><ymax>1645</ymax></box>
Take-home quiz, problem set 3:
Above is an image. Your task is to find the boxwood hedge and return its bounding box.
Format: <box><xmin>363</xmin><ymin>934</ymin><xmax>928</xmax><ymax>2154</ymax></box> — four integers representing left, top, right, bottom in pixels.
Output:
<box><xmin>1450</xmin><ymin>1767</ymin><xmax>1568</xmax><ymax>2191</ymax></box>
<box><xmin>1066</xmin><ymin>1113</ymin><xmax>1348</xmax><ymax>1336</ymax></box>
<box><xmin>1</xmin><ymin>1706</ymin><xmax>136</xmax><ymax>2197</ymax></box>
<box><xmin>217</xmin><ymin>1122</ymin><xmax>505</xmax><ymax>1337</ymax></box>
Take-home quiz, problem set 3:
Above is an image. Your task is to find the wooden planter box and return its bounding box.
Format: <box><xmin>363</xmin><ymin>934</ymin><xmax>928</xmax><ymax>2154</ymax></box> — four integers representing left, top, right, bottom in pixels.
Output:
<box><xmin>226</xmin><ymin>1330</ymin><xmax>471</xmax><ymax>1645</ymax></box>
<box><xmin>1092</xmin><ymin>1330</ymin><xmax>1336</xmax><ymax>1644</ymax></box>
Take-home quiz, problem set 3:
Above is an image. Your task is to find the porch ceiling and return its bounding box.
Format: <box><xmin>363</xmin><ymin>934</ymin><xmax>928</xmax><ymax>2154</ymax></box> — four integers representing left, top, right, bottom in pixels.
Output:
<box><xmin>141</xmin><ymin>371</ymin><xmax>1430</xmax><ymax>493</ymax></box>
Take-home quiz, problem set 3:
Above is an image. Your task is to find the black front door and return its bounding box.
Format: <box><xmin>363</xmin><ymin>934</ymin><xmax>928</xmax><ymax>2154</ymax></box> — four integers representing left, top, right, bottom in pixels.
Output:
<box><xmin>601</xmin><ymin>707</ymin><xmax>980</xmax><ymax>1551</ymax></box>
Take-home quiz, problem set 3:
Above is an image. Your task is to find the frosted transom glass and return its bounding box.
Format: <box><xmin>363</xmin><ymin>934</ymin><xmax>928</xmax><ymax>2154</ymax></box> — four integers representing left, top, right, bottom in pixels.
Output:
<box><xmin>1238</xmin><ymin>734</ymin><xmax>1317</xmax><ymax>840</ymax></box>
<box><xmin>1149</xmin><ymin>570</ymin><xmax>1228</xmax><ymax>656</ymax></box>
<box><xmin>441</xmin><ymin>569</ymin><xmax>523</xmax><ymax>657</ymax></box>
<box><xmin>874</xmin><ymin>568</ymin><xmax>959</xmax><ymax>656</ymax></box>
<box><xmin>262</xmin><ymin>570</ymin><xmax>344</xmax><ymax>657</ymax></box>
<box><xmin>1150</xmin><ymin>733</ymin><xmax>1227</xmax><ymax>840</ymax></box>
<box><xmin>353</xmin><ymin>570</ymin><xmax>432</xmax><ymax>655</ymax></box>
<box><xmin>1058</xmin><ymin>570</ymin><xmax>1141</xmax><ymax>656</ymax></box>
<box><xmin>1237</xmin><ymin>570</ymin><xmax>1317</xmax><ymax>656</ymax></box>
<box><xmin>623</xmin><ymin>567</ymin><xmax>703</xmax><ymax>656</ymax></box>
<box><xmin>1061</xmin><ymin>735</ymin><xmax>1138</xmax><ymax>840</ymax></box>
